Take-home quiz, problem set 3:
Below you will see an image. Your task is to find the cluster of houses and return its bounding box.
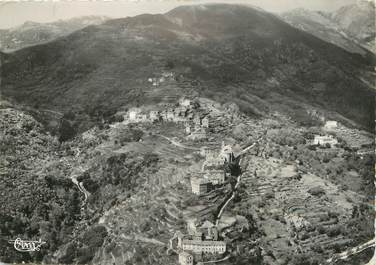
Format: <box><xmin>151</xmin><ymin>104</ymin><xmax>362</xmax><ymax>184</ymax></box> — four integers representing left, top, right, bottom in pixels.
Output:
<box><xmin>128</xmin><ymin>101</ymin><xmax>189</xmax><ymax>123</ymax></box>
<box><xmin>312</xmin><ymin>134</ymin><xmax>338</xmax><ymax>147</ymax></box>
<box><xmin>127</xmin><ymin>98</ymin><xmax>211</xmax><ymax>141</ymax></box>
<box><xmin>190</xmin><ymin>143</ymin><xmax>235</xmax><ymax>195</ymax></box>
<box><xmin>147</xmin><ymin>71</ymin><xmax>174</xmax><ymax>86</ymax></box>
<box><xmin>177</xmin><ymin>218</ymin><xmax>226</xmax><ymax>265</ymax></box>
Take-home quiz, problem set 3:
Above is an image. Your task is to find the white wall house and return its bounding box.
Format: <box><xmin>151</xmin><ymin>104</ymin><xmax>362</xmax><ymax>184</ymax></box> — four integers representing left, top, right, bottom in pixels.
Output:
<box><xmin>313</xmin><ymin>135</ymin><xmax>338</xmax><ymax>146</ymax></box>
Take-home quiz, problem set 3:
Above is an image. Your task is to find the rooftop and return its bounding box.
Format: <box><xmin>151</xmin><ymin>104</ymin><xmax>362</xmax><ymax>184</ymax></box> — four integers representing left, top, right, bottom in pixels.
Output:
<box><xmin>182</xmin><ymin>239</ymin><xmax>226</xmax><ymax>246</ymax></box>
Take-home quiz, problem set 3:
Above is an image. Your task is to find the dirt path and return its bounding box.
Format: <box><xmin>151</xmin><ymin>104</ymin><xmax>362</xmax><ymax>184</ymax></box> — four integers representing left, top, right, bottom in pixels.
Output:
<box><xmin>202</xmin><ymin>255</ymin><xmax>231</xmax><ymax>264</ymax></box>
<box><xmin>70</xmin><ymin>174</ymin><xmax>90</xmax><ymax>205</ymax></box>
<box><xmin>215</xmin><ymin>174</ymin><xmax>241</xmax><ymax>226</ymax></box>
<box><xmin>121</xmin><ymin>234</ymin><xmax>166</xmax><ymax>246</ymax></box>
<box><xmin>215</xmin><ymin>138</ymin><xmax>261</xmax><ymax>226</ymax></box>
<box><xmin>158</xmin><ymin>134</ymin><xmax>202</xmax><ymax>151</ymax></box>
<box><xmin>326</xmin><ymin>238</ymin><xmax>375</xmax><ymax>264</ymax></box>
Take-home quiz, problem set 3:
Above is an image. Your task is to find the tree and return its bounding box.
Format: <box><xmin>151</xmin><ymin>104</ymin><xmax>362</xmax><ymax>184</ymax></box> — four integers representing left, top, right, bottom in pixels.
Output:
<box><xmin>58</xmin><ymin>119</ymin><xmax>76</xmax><ymax>142</ymax></box>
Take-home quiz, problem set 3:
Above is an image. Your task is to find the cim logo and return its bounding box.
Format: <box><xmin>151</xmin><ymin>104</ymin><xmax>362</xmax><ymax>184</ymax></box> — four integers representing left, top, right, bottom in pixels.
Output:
<box><xmin>8</xmin><ymin>238</ymin><xmax>46</xmax><ymax>252</ymax></box>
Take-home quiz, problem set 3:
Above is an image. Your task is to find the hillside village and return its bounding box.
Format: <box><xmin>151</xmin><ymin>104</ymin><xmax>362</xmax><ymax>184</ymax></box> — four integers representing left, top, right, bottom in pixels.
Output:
<box><xmin>0</xmin><ymin>2</ymin><xmax>374</xmax><ymax>265</ymax></box>
<box><xmin>0</xmin><ymin>94</ymin><xmax>374</xmax><ymax>265</ymax></box>
<box><xmin>94</xmin><ymin>95</ymin><xmax>374</xmax><ymax>265</ymax></box>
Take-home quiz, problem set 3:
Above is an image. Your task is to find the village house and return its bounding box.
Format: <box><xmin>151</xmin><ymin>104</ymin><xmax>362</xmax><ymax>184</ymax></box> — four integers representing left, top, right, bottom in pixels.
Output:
<box><xmin>167</xmin><ymin>108</ymin><xmax>175</xmax><ymax>121</ymax></box>
<box><xmin>200</xmin><ymin>221</ymin><xmax>219</xmax><ymax>241</ymax></box>
<box><xmin>313</xmin><ymin>135</ymin><xmax>338</xmax><ymax>146</ymax></box>
<box><xmin>185</xmin><ymin>123</ymin><xmax>192</xmax><ymax>134</ymax></box>
<box><xmin>191</xmin><ymin>177</ymin><xmax>212</xmax><ymax>195</ymax></box>
<box><xmin>179</xmin><ymin>98</ymin><xmax>192</xmax><ymax>107</ymax></box>
<box><xmin>149</xmin><ymin>110</ymin><xmax>159</xmax><ymax>122</ymax></box>
<box><xmin>138</xmin><ymin>113</ymin><xmax>148</xmax><ymax>122</ymax></box>
<box><xmin>203</xmin><ymin>170</ymin><xmax>226</xmax><ymax>185</ymax></box>
<box><xmin>187</xmin><ymin>127</ymin><xmax>207</xmax><ymax>141</ymax></box>
<box><xmin>152</xmin><ymin>78</ymin><xmax>159</xmax><ymax>86</ymax></box>
<box><xmin>160</xmin><ymin>109</ymin><xmax>168</xmax><ymax>121</ymax></box>
<box><xmin>201</xmin><ymin>117</ymin><xmax>209</xmax><ymax>128</ymax></box>
<box><xmin>175</xmin><ymin>106</ymin><xmax>188</xmax><ymax>117</ymax></box>
<box><xmin>180</xmin><ymin>239</ymin><xmax>226</xmax><ymax>254</ymax></box>
<box><xmin>162</xmin><ymin>71</ymin><xmax>174</xmax><ymax>78</ymax></box>
<box><xmin>324</xmin><ymin>120</ymin><xmax>338</xmax><ymax>130</ymax></box>
<box><xmin>199</xmin><ymin>147</ymin><xmax>216</xmax><ymax>157</ymax></box>
<box><xmin>179</xmin><ymin>251</ymin><xmax>194</xmax><ymax>265</ymax></box>
<box><xmin>202</xmin><ymin>153</ymin><xmax>224</xmax><ymax>171</ymax></box>
<box><xmin>220</xmin><ymin>143</ymin><xmax>235</xmax><ymax>163</ymax></box>
<box><xmin>129</xmin><ymin>108</ymin><xmax>141</xmax><ymax>121</ymax></box>
<box><xmin>187</xmin><ymin>218</ymin><xmax>200</xmax><ymax>235</ymax></box>
<box><xmin>193</xmin><ymin>115</ymin><xmax>201</xmax><ymax>126</ymax></box>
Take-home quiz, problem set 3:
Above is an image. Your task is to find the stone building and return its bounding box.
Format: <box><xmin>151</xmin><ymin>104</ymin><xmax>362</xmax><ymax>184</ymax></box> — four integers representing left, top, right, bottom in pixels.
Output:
<box><xmin>191</xmin><ymin>178</ymin><xmax>212</xmax><ymax>195</ymax></box>
<box><xmin>187</xmin><ymin>218</ymin><xmax>200</xmax><ymax>235</ymax></box>
<box><xmin>149</xmin><ymin>110</ymin><xmax>159</xmax><ymax>122</ymax></box>
<box><xmin>201</xmin><ymin>117</ymin><xmax>209</xmax><ymax>128</ymax></box>
<box><xmin>129</xmin><ymin>108</ymin><xmax>141</xmax><ymax>121</ymax></box>
<box><xmin>324</xmin><ymin>120</ymin><xmax>338</xmax><ymax>130</ymax></box>
<box><xmin>187</xmin><ymin>127</ymin><xmax>207</xmax><ymax>141</ymax></box>
<box><xmin>220</xmin><ymin>143</ymin><xmax>235</xmax><ymax>163</ymax></box>
<box><xmin>202</xmin><ymin>153</ymin><xmax>224</xmax><ymax>171</ymax></box>
<box><xmin>313</xmin><ymin>135</ymin><xmax>338</xmax><ymax>146</ymax></box>
<box><xmin>180</xmin><ymin>239</ymin><xmax>226</xmax><ymax>254</ymax></box>
<box><xmin>204</xmin><ymin>170</ymin><xmax>226</xmax><ymax>185</ymax></box>
<box><xmin>187</xmin><ymin>219</ymin><xmax>218</xmax><ymax>241</ymax></box>
<box><xmin>193</xmin><ymin>115</ymin><xmax>201</xmax><ymax>126</ymax></box>
<box><xmin>200</xmin><ymin>221</ymin><xmax>218</xmax><ymax>241</ymax></box>
<box><xmin>167</xmin><ymin>108</ymin><xmax>175</xmax><ymax>121</ymax></box>
<box><xmin>185</xmin><ymin>123</ymin><xmax>191</xmax><ymax>134</ymax></box>
<box><xmin>179</xmin><ymin>98</ymin><xmax>191</xmax><ymax>107</ymax></box>
<box><xmin>179</xmin><ymin>251</ymin><xmax>194</xmax><ymax>265</ymax></box>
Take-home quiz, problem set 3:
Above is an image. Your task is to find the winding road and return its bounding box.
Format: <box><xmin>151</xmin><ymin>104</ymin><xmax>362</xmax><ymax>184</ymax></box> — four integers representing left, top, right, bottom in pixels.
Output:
<box><xmin>215</xmin><ymin>137</ymin><xmax>262</xmax><ymax>226</ymax></box>
<box><xmin>70</xmin><ymin>174</ymin><xmax>90</xmax><ymax>205</ymax></box>
<box><xmin>326</xmin><ymin>238</ymin><xmax>375</xmax><ymax>264</ymax></box>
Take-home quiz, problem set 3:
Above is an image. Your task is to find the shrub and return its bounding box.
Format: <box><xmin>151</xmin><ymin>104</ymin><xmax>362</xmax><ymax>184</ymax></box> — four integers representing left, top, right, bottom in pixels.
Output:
<box><xmin>308</xmin><ymin>187</ymin><xmax>325</xmax><ymax>196</ymax></box>
<box><xmin>327</xmin><ymin>226</ymin><xmax>341</xmax><ymax>237</ymax></box>
<box><xmin>81</xmin><ymin>225</ymin><xmax>108</xmax><ymax>248</ymax></box>
<box><xmin>317</xmin><ymin>225</ymin><xmax>326</xmax><ymax>234</ymax></box>
<box><xmin>58</xmin><ymin>119</ymin><xmax>76</xmax><ymax>142</ymax></box>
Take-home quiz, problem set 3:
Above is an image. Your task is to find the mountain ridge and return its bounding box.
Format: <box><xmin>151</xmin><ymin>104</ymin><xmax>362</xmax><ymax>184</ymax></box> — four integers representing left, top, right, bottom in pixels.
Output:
<box><xmin>0</xmin><ymin>15</ymin><xmax>109</xmax><ymax>52</ymax></box>
<box><xmin>281</xmin><ymin>2</ymin><xmax>375</xmax><ymax>54</ymax></box>
<box><xmin>1</xmin><ymin>4</ymin><xmax>374</xmax><ymax>137</ymax></box>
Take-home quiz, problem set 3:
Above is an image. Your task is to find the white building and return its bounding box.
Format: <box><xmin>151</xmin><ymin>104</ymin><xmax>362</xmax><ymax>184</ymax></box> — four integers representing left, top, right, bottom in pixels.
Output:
<box><xmin>202</xmin><ymin>117</ymin><xmax>209</xmax><ymax>128</ymax></box>
<box><xmin>181</xmin><ymin>239</ymin><xmax>226</xmax><ymax>254</ymax></box>
<box><xmin>187</xmin><ymin>127</ymin><xmax>207</xmax><ymax>141</ymax></box>
<box><xmin>129</xmin><ymin>108</ymin><xmax>141</xmax><ymax>121</ymax></box>
<box><xmin>167</xmin><ymin>109</ymin><xmax>175</xmax><ymax>121</ymax></box>
<box><xmin>191</xmin><ymin>178</ymin><xmax>212</xmax><ymax>195</ymax></box>
<box><xmin>324</xmin><ymin>121</ymin><xmax>338</xmax><ymax>130</ymax></box>
<box><xmin>185</xmin><ymin>123</ymin><xmax>191</xmax><ymax>134</ymax></box>
<box><xmin>204</xmin><ymin>170</ymin><xmax>226</xmax><ymax>185</ymax></box>
<box><xmin>149</xmin><ymin>110</ymin><xmax>159</xmax><ymax>121</ymax></box>
<box><xmin>220</xmin><ymin>143</ymin><xmax>235</xmax><ymax>163</ymax></box>
<box><xmin>193</xmin><ymin>115</ymin><xmax>201</xmax><ymax>126</ymax></box>
<box><xmin>179</xmin><ymin>98</ymin><xmax>191</xmax><ymax>107</ymax></box>
<box><xmin>187</xmin><ymin>218</ymin><xmax>199</xmax><ymax>235</ymax></box>
<box><xmin>313</xmin><ymin>135</ymin><xmax>338</xmax><ymax>146</ymax></box>
<box><xmin>178</xmin><ymin>251</ymin><xmax>193</xmax><ymax>265</ymax></box>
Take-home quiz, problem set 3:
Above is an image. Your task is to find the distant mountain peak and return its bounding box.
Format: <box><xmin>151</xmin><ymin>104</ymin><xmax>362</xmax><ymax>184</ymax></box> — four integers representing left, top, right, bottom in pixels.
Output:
<box><xmin>356</xmin><ymin>0</ymin><xmax>375</xmax><ymax>9</ymax></box>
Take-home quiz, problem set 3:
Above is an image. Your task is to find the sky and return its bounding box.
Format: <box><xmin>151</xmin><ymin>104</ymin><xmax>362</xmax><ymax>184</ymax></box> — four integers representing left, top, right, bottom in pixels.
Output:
<box><xmin>0</xmin><ymin>0</ymin><xmax>360</xmax><ymax>29</ymax></box>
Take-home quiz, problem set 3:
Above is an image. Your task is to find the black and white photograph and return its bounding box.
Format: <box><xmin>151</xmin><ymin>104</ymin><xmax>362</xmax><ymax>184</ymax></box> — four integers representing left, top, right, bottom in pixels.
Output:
<box><xmin>0</xmin><ymin>0</ymin><xmax>375</xmax><ymax>264</ymax></box>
